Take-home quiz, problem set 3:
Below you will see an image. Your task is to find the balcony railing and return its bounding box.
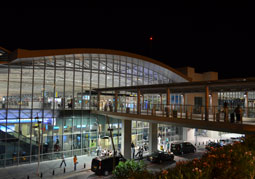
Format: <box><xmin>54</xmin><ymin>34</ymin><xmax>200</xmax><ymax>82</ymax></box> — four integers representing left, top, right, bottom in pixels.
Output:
<box><xmin>97</xmin><ymin>102</ymin><xmax>255</xmax><ymax>125</ymax></box>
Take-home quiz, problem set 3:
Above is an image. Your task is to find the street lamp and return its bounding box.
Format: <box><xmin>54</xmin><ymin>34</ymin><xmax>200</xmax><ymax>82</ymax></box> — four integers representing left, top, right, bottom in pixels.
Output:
<box><xmin>32</xmin><ymin>115</ymin><xmax>41</xmax><ymax>176</ymax></box>
<box><xmin>106</xmin><ymin>116</ymin><xmax>116</xmax><ymax>169</ymax></box>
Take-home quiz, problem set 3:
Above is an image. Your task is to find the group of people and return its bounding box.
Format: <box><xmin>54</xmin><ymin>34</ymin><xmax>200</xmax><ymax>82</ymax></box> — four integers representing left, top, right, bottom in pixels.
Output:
<box><xmin>131</xmin><ymin>142</ymin><xmax>148</xmax><ymax>159</ymax></box>
<box><xmin>222</xmin><ymin>103</ymin><xmax>243</xmax><ymax>123</ymax></box>
<box><xmin>59</xmin><ymin>154</ymin><xmax>78</xmax><ymax>171</ymax></box>
<box><xmin>96</xmin><ymin>146</ymin><xmax>113</xmax><ymax>157</ymax></box>
<box><xmin>104</xmin><ymin>101</ymin><xmax>113</xmax><ymax>112</ymax></box>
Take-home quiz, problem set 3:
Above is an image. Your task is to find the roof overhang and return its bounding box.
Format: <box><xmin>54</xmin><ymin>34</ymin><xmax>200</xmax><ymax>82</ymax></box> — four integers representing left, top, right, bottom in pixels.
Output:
<box><xmin>94</xmin><ymin>78</ymin><xmax>255</xmax><ymax>94</ymax></box>
<box><xmin>11</xmin><ymin>48</ymin><xmax>191</xmax><ymax>82</ymax></box>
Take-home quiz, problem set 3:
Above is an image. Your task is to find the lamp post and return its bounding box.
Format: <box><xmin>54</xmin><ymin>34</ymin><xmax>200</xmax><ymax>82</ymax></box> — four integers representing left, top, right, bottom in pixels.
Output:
<box><xmin>33</xmin><ymin>115</ymin><xmax>41</xmax><ymax>176</ymax></box>
<box><xmin>106</xmin><ymin>116</ymin><xmax>116</xmax><ymax>169</ymax></box>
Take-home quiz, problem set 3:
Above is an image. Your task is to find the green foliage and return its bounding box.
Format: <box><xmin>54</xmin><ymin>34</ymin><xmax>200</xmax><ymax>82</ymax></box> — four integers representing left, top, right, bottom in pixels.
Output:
<box><xmin>112</xmin><ymin>159</ymin><xmax>147</xmax><ymax>179</ymax></box>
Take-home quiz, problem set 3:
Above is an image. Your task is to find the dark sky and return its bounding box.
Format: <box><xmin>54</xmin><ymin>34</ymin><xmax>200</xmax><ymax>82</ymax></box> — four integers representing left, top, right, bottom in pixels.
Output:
<box><xmin>0</xmin><ymin>7</ymin><xmax>254</xmax><ymax>79</ymax></box>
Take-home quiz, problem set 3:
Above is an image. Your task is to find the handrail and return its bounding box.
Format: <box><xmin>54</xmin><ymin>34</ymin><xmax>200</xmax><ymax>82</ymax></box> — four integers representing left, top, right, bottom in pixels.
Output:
<box><xmin>97</xmin><ymin>102</ymin><xmax>255</xmax><ymax>124</ymax></box>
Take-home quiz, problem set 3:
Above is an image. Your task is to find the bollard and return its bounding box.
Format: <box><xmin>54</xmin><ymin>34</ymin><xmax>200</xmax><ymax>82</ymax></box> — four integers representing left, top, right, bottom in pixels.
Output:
<box><xmin>27</xmin><ymin>175</ymin><xmax>29</xmax><ymax>179</ymax></box>
<box><xmin>84</xmin><ymin>163</ymin><xmax>86</xmax><ymax>169</ymax></box>
<box><xmin>52</xmin><ymin>170</ymin><xmax>55</xmax><ymax>175</ymax></box>
<box><xmin>64</xmin><ymin>167</ymin><xmax>66</xmax><ymax>173</ymax></box>
<box><xmin>199</xmin><ymin>142</ymin><xmax>200</xmax><ymax>145</ymax></box>
<box><xmin>40</xmin><ymin>172</ymin><xmax>43</xmax><ymax>178</ymax></box>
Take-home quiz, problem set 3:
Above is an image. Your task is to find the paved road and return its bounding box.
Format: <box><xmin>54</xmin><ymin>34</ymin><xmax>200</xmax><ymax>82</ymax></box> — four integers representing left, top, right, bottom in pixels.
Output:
<box><xmin>0</xmin><ymin>147</ymin><xmax>206</xmax><ymax>179</ymax></box>
<box><xmin>51</xmin><ymin>148</ymin><xmax>206</xmax><ymax>179</ymax></box>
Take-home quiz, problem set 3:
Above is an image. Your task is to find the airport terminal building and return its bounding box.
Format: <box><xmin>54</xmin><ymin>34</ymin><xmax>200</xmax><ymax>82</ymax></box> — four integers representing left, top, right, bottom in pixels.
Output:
<box><xmin>0</xmin><ymin>47</ymin><xmax>191</xmax><ymax>167</ymax></box>
<box><xmin>1</xmin><ymin>47</ymin><xmax>254</xmax><ymax>167</ymax></box>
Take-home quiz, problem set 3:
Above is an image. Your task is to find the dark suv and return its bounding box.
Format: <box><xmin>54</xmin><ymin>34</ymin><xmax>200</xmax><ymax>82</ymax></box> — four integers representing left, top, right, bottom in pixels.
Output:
<box><xmin>91</xmin><ymin>155</ymin><xmax>126</xmax><ymax>176</ymax></box>
<box><xmin>171</xmin><ymin>142</ymin><xmax>196</xmax><ymax>155</ymax></box>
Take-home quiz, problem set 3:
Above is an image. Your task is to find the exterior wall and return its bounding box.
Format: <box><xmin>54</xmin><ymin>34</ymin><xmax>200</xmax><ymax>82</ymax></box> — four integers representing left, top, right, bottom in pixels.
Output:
<box><xmin>178</xmin><ymin>67</ymin><xmax>218</xmax><ymax>107</ymax></box>
<box><xmin>177</xmin><ymin>67</ymin><xmax>218</xmax><ymax>82</ymax></box>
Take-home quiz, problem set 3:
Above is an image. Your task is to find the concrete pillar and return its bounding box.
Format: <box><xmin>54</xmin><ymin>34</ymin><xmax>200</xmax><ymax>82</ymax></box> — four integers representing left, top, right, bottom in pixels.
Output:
<box><xmin>185</xmin><ymin>128</ymin><xmax>195</xmax><ymax>142</ymax></box>
<box><xmin>97</xmin><ymin>92</ymin><xmax>101</xmax><ymax>110</ymax></box>
<box><xmin>114</xmin><ymin>90</ymin><xmax>118</xmax><ymax>112</ymax></box>
<box><xmin>149</xmin><ymin>122</ymin><xmax>158</xmax><ymax>154</ymax></box>
<box><xmin>182</xmin><ymin>94</ymin><xmax>185</xmax><ymax>116</ymax></box>
<box><xmin>245</xmin><ymin>92</ymin><xmax>248</xmax><ymax>117</ymax></box>
<box><xmin>142</xmin><ymin>94</ymin><xmax>144</xmax><ymax>110</ymax></box>
<box><xmin>166</xmin><ymin>88</ymin><xmax>170</xmax><ymax>106</ymax></box>
<box><xmin>121</xmin><ymin>119</ymin><xmax>131</xmax><ymax>159</ymax></box>
<box><xmin>166</xmin><ymin>88</ymin><xmax>170</xmax><ymax>117</ymax></box>
<box><xmin>160</xmin><ymin>94</ymin><xmax>163</xmax><ymax>111</ymax></box>
<box><xmin>209</xmin><ymin>94</ymin><xmax>212</xmax><ymax>107</ymax></box>
<box><xmin>137</xmin><ymin>89</ymin><xmax>141</xmax><ymax>114</ymax></box>
<box><xmin>182</xmin><ymin>127</ymin><xmax>187</xmax><ymax>141</ymax></box>
<box><xmin>182</xmin><ymin>94</ymin><xmax>185</xmax><ymax>105</ymax></box>
<box><xmin>205</xmin><ymin>86</ymin><xmax>209</xmax><ymax>121</ymax></box>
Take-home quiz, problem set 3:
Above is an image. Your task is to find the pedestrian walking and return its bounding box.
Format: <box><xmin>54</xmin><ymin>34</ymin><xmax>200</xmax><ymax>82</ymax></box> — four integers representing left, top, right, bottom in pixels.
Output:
<box><xmin>60</xmin><ymin>153</ymin><xmax>66</xmax><ymax>168</ymax></box>
<box><xmin>73</xmin><ymin>155</ymin><xmax>78</xmax><ymax>171</ymax></box>
<box><xmin>131</xmin><ymin>142</ymin><xmax>135</xmax><ymax>159</ymax></box>
<box><xmin>167</xmin><ymin>142</ymin><xmax>170</xmax><ymax>152</ymax></box>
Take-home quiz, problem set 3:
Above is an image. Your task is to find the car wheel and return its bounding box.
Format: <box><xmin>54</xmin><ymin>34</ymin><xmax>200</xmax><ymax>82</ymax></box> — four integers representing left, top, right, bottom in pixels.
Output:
<box><xmin>104</xmin><ymin>170</ymin><xmax>109</xmax><ymax>176</ymax></box>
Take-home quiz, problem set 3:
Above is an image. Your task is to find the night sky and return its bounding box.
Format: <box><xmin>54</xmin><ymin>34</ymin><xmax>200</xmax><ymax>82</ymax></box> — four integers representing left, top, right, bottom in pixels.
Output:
<box><xmin>0</xmin><ymin>7</ymin><xmax>254</xmax><ymax>79</ymax></box>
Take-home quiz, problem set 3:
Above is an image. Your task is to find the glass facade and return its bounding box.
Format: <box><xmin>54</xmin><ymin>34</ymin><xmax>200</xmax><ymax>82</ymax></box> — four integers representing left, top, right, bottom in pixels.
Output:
<box><xmin>0</xmin><ymin>51</ymin><xmax>187</xmax><ymax>167</ymax></box>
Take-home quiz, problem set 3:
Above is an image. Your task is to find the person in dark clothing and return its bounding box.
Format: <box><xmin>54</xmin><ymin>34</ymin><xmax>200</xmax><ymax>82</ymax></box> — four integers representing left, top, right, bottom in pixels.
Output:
<box><xmin>234</xmin><ymin>105</ymin><xmax>243</xmax><ymax>123</ymax></box>
<box><xmin>131</xmin><ymin>142</ymin><xmax>135</xmax><ymax>159</ymax></box>
<box><xmin>60</xmin><ymin>153</ymin><xmax>66</xmax><ymax>168</ymax></box>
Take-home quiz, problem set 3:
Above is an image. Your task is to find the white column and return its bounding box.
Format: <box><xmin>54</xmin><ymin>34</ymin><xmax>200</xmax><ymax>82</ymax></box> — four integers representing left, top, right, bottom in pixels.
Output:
<box><xmin>121</xmin><ymin>119</ymin><xmax>131</xmax><ymax>159</ymax></box>
<box><xmin>186</xmin><ymin>128</ymin><xmax>195</xmax><ymax>142</ymax></box>
<box><xmin>205</xmin><ymin>85</ymin><xmax>209</xmax><ymax>121</ymax></box>
<box><xmin>245</xmin><ymin>92</ymin><xmax>248</xmax><ymax>117</ymax></box>
<box><xmin>149</xmin><ymin>122</ymin><xmax>158</xmax><ymax>154</ymax></box>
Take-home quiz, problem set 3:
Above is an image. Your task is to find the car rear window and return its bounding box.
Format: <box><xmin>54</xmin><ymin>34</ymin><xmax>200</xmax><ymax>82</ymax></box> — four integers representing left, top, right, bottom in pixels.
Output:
<box><xmin>92</xmin><ymin>158</ymin><xmax>100</xmax><ymax>166</ymax></box>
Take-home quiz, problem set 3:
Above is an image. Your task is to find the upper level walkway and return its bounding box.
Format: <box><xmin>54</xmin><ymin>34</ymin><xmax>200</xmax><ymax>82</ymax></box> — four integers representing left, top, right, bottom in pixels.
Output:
<box><xmin>92</xmin><ymin>104</ymin><xmax>255</xmax><ymax>134</ymax></box>
<box><xmin>93</xmin><ymin>78</ymin><xmax>255</xmax><ymax>134</ymax></box>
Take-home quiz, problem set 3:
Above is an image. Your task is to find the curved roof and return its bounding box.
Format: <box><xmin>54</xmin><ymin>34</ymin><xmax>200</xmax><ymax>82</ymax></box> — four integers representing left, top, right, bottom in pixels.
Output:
<box><xmin>12</xmin><ymin>48</ymin><xmax>191</xmax><ymax>81</ymax></box>
<box><xmin>0</xmin><ymin>46</ymin><xmax>11</xmax><ymax>54</ymax></box>
<box><xmin>0</xmin><ymin>46</ymin><xmax>11</xmax><ymax>64</ymax></box>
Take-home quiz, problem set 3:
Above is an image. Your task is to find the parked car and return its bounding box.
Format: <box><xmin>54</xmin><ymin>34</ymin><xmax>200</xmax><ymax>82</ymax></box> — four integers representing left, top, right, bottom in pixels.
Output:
<box><xmin>205</xmin><ymin>142</ymin><xmax>221</xmax><ymax>151</ymax></box>
<box><xmin>171</xmin><ymin>142</ymin><xmax>196</xmax><ymax>155</ymax></box>
<box><xmin>147</xmin><ymin>151</ymin><xmax>174</xmax><ymax>164</ymax></box>
<box><xmin>219</xmin><ymin>139</ymin><xmax>232</xmax><ymax>146</ymax></box>
<box><xmin>91</xmin><ymin>154</ymin><xmax>126</xmax><ymax>176</ymax></box>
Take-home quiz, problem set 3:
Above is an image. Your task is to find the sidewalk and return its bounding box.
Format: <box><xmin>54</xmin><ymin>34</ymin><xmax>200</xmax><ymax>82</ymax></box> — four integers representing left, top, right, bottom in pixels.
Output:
<box><xmin>0</xmin><ymin>155</ymin><xmax>95</xmax><ymax>179</ymax></box>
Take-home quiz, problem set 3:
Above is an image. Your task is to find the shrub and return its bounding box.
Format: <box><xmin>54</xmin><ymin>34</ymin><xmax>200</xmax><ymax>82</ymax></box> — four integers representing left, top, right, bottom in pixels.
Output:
<box><xmin>113</xmin><ymin>159</ymin><xmax>146</xmax><ymax>179</ymax></box>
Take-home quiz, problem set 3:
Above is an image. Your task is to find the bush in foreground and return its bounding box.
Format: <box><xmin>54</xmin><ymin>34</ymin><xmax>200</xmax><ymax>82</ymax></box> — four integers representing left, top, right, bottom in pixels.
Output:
<box><xmin>112</xmin><ymin>159</ymin><xmax>146</xmax><ymax>178</ymax></box>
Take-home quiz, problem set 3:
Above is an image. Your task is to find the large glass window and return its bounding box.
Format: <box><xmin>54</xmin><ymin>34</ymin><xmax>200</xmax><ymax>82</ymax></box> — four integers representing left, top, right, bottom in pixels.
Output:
<box><xmin>0</xmin><ymin>52</ymin><xmax>188</xmax><ymax>167</ymax></box>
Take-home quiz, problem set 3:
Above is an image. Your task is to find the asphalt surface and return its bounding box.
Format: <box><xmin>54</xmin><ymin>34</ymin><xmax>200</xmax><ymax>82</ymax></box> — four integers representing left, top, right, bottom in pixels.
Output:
<box><xmin>55</xmin><ymin>147</ymin><xmax>206</xmax><ymax>179</ymax></box>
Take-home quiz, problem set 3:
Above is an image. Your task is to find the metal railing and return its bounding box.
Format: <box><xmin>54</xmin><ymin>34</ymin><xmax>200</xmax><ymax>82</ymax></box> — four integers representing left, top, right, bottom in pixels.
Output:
<box><xmin>98</xmin><ymin>102</ymin><xmax>255</xmax><ymax>124</ymax></box>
